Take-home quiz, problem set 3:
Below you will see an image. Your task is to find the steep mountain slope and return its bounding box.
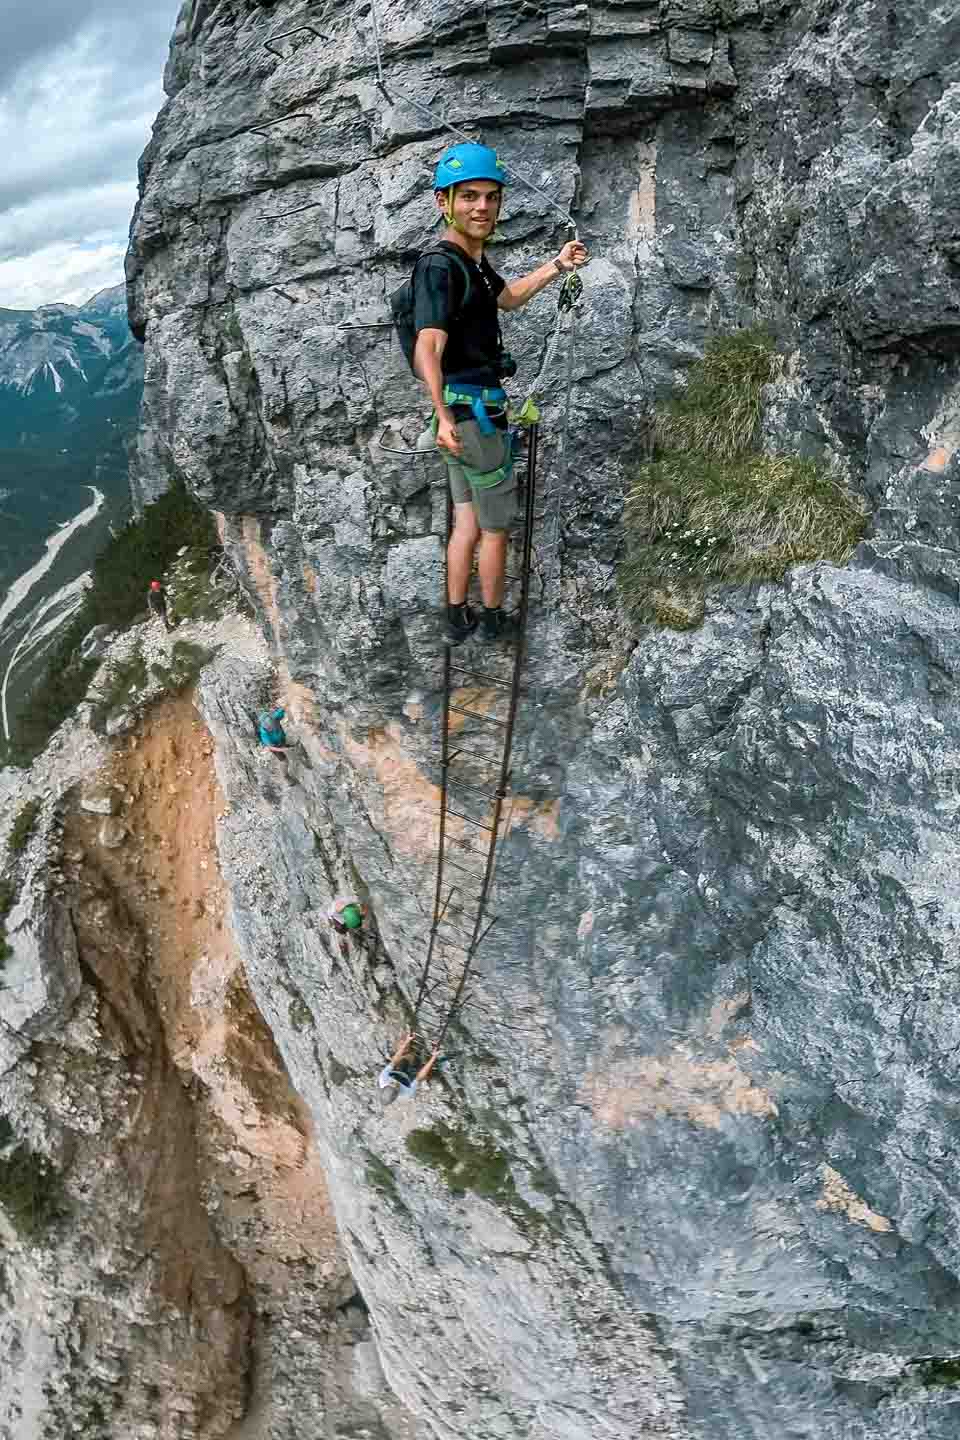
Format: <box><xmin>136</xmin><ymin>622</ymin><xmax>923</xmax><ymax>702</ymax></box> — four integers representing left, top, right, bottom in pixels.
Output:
<box><xmin>0</xmin><ymin>285</ymin><xmax>144</xmax><ymax>739</ymax></box>
<box><xmin>0</xmin><ymin>284</ymin><xmax>142</xmax><ymax>579</ymax></box>
<box><xmin>6</xmin><ymin>0</ymin><xmax>952</xmax><ymax>1436</ymax></box>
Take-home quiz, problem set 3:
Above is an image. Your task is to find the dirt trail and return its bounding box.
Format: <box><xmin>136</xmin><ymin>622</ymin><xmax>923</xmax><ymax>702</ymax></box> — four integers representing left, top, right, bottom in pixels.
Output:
<box><xmin>67</xmin><ymin>692</ymin><xmax>348</xmax><ymax>1338</ymax></box>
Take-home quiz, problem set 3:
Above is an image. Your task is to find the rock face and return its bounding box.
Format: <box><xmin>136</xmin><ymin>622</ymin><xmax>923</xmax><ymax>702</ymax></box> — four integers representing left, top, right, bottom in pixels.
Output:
<box><xmin>0</xmin><ymin>664</ymin><xmax>419</xmax><ymax>1440</ymax></box>
<box><xmin>124</xmin><ymin>1</ymin><xmax>960</xmax><ymax>1438</ymax></box>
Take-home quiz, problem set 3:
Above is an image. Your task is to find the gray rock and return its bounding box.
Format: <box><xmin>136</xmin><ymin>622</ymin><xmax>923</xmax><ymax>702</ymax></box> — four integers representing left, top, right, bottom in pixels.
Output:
<box><xmin>118</xmin><ymin>0</ymin><xmax>960</xmax><ymax>1437</ymax></box>
<box><xmin>79</xmin><ymin>625</ymin><xmax>114</xmax><ymax>661</ymax></box>
<box><xmin>97</xmin><ymin>818</ymin><xmax>127</xmax><ymax>850</ymax></box>
<box><xmin>79</xmin><ymin>784</ymin><xmax>121</xmax><ymax>816</ymax></box>
<box><xmin>105</xmin><ymin>710</ymin><xmax>136</xmax><ymax>738</ymax></box>
<box><xmin>668</xmin><ymin>27</ymin><xmax>714</xmax><ymax>66</ymax></box>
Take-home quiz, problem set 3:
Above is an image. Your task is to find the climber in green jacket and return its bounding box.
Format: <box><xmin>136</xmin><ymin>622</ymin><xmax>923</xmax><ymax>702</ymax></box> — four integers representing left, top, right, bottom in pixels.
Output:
<box><xmin>412</xmin><ymin>143</ymin><xmax>588</xmax><ymax>646</ymax></box>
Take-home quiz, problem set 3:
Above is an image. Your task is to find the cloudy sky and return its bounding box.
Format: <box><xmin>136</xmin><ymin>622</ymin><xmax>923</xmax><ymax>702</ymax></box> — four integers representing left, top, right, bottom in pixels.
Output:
<box><xmin>0</xmin><ymin>0</ymin><xmax>181</xmax><ymax>309</ymax></box>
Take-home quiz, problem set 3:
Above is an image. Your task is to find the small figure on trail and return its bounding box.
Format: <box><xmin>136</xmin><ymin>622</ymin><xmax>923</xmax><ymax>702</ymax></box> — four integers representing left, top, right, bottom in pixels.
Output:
<box><xmin>258</xmin><ymin>706</ymin><xmax>288</xmax><ymax>755</ymax></box>
<box><xmin>411</xmin><ymin>143</ymin><xmax>588</xmax><ymax>646</ymax></box>
<box><xmin>328</xmin><ymin>893</ymin><xmax>367</xmax><ymax>938</ymax></box>
<box><xmin>378</xmin><ymin>1032</ymin><xmax>443</xmax><ymax>1105</ymax></box>
<box><xmin>147</xmin><ymin>579</ymin><xmax>172</xmax><ymax>632</ymax></box>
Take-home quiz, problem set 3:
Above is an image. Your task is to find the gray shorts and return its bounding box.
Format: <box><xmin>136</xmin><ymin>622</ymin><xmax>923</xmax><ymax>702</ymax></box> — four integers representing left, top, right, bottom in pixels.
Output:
<box><xmin>443</xmin><ymin>418</ymin><xmax>518</xmax><ymax>532</ymax></box>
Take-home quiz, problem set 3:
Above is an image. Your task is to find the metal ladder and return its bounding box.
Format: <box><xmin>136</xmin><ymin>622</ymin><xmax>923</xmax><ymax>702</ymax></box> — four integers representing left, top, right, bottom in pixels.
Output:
<box><xmin>412</xmin><ymin>427</ymin><xmax>543</xmax><ymax>1046</ymax></box>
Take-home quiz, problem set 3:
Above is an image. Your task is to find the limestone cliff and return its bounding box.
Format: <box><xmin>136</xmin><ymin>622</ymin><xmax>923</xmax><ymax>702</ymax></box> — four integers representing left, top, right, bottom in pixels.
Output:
<box><xmin>120</xmin><ymin>0</ymin><xmax>960</xmax><ymax>1435</ymax></box>
<box><xmin>0</xmin><ymin>610</ymin><xmax>420</xmax><ymax>1438</ymax></box>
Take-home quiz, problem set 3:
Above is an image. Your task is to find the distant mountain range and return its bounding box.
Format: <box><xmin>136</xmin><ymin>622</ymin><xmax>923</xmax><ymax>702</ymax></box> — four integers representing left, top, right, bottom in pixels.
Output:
<box><xmin>0</xmin><ymin>283</ymin><xmax>144</xmax><ymax>744</ymax></box>
<box><xmin>0</xmin><ymin>282</ymin><xmax>141</xmax><ymax>442</ymax></box>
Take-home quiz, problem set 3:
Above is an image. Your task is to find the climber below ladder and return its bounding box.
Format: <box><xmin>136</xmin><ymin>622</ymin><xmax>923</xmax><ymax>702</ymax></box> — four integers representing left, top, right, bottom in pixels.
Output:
<box><xmin>398</xmin><ymin>142</ymin><xmax>588</xmax><ymax>645</ymax></box>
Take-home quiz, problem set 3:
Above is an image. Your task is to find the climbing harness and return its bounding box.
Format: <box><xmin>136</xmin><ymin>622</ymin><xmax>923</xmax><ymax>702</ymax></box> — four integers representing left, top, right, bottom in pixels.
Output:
<box><xmin>442</xmin><ymin>385</ymin><xmax>508</xmax><ymax>439</ymax></box>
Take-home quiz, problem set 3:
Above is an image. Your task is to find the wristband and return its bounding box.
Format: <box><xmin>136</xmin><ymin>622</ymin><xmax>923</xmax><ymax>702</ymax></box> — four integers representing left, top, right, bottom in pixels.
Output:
<box><xmin>553</xmin><ymin>256</ymin><xmax>569</xmax><ymax>274</ymax></box>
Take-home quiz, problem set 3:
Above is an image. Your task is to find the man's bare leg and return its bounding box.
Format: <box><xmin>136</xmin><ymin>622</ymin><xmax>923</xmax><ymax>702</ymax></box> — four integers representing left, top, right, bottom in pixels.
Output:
<box><xmin>478</xmin><ymin>530</ymin><xmax>507</xmax><ymax>608</ymax></box>
<box><xmin>447</xmin><ymin>502</ymin><xmax>480</xmax><ymax>604</ymax></box>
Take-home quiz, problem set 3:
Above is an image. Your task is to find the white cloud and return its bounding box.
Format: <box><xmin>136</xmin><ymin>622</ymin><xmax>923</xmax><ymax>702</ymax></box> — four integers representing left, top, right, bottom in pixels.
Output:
<box><xmin>0</xmin><ymin>240</ymin><xmax>128</xmax><ymax>309</ymax></box>
<box><xmin>0</xmin><ymin>180</ymin><xmax>138</xmax><ymax>266</ymax></box>
<box><xmin>0</xmin><ymin>0</ymin><xmax>177</xmax><ymax>310</ymax></box>
<box><xmin>0</xmin><ymin>31</ymin><xmax>161</xmax><ymax>212</ymax></box>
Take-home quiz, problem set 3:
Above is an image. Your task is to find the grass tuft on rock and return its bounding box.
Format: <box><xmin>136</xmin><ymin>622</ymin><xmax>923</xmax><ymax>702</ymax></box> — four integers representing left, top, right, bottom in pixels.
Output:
<box><xmin>406</xmin><ymin>1125</ymin><xmax>511</xmax><ymax>1198</ymax></box>
<box><xmin>656</xmin><ymin>329</ymin><xmax>779</xmax><ymax>459</ymax></box>
<box><xmin>8</xmin><ymin>799</ymin><xmax>42</xmax><ymax>858</ymax></box>
<box><xmin>621</xmin><ymin>329</ymin><xmax>867</xmax><ymax>628</ymax></box>
<box><xmin>0</xmin><ymin>1140</ymin><xmax>66</xmax><ymax>1239</ymax></box>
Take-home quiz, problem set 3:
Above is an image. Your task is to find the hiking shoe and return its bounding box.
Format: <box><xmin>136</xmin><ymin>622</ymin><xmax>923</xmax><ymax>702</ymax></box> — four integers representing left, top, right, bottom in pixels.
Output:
<box><xmin>445</xmin><ymin>603</ymin><xmax>477</xmax><ymax>646</ymax></box>
<box><xmin>480</xmin><ymin>607</ymin><xmax>521</xmax><ymax>644</ymax></box>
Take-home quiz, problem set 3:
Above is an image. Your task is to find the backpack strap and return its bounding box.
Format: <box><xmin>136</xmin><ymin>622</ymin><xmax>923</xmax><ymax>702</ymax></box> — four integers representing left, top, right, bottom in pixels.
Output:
<box><xmin>412</xmin><ymin>243</ymin><xmax>474</xmax><ymax>321</ymax></box>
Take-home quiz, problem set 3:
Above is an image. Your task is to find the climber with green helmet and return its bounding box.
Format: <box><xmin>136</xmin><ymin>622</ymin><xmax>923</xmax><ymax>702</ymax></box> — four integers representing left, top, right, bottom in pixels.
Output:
<box><xmin>328</xmin><ymin>892</ymin><xmax>367</xmax><ymax>938</ymax></box>
<box><xmin>412</xmin><ymin>142</ymin><xmax>588</xmax><ymax>646</ymax></box>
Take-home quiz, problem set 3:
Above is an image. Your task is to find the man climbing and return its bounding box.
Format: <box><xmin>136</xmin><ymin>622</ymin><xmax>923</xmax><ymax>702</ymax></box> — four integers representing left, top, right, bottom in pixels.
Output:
<box><xmin>147</xmin><ymin>579</ymin><xmax>172</xmax><ymax>632</ymax></box>
<box><xmin>328</xmin><ymin>892</ymin><xmax>367</xmax><ymax>938</ymax></box>
<box><xmin>377</xmin><ymin>1032</ymin><xmax>443</xmax><ymax>1106</ymax></box>
<box><xmin>412</xmin><ymin>142</ymin><xmax>588</xmax><ymax>645</ymax></box>
<box><xmin>258</xmin><ymin>706</ymin><xmax>288</xmax><ymax>755</ymax></box>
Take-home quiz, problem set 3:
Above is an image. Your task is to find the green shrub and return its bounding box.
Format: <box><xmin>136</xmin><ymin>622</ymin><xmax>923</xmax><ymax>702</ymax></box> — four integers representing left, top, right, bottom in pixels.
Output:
<box><xmin>0</xmin><ymin>883</ymin><xmax>14</xmax><ymax>972</ymax></box>
<box><xmin>621</xmin><ymin>329</ymin><xmax>867</xmax><ymax>628</ymax></box>
<box><xmin>148</xmin><ymin>640</ymin><xmax>217</xmax><ymax>696</ymax></box>
<box><xmin>0</xmin><ymin>1142</ymin><xmax>65</xmax><ymax>1239</ymax></box>
<box><xmin>406</xmin><ymin>1125</ymin><xmax>511</xmax><ymax>1198</ymax></box>
<box><xmin>166</xmin><ymin>546</ymin><xmax>227</xmax><ymax>624</ymax></box>
<box><xmin>83</xmin><ymin>481</ymin><xmax>219</xmax><ymax>634</ymax></box>
<box><xmin>623</xmin><ymin>453</ymin><xmax>866</xmax><ymax>587</ymax></box>
<box><xmin>97</xmin><ymin>648</ymin><xmax>148</xmax><ymax>715</ymax></box>
<box><xmin>909</xmin><ymin>1358</ymin><xmax>960</xmax><ymax>1389</ymax></box>
<box><xmin>0</xmin><ymin>878</ymin><xmax>16</xmax><ymax>921</ymax></box>
<box><xmin>8</xmin><ymin>799</ymin><xmax>42</xmax><ymax>857</ymax></box>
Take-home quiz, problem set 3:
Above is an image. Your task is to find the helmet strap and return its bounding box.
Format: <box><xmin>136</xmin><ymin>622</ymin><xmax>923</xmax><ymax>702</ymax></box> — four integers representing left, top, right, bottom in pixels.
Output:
<box><xmin>443</xmin><ymin>188</ymin><xmax>473</xmax><ymax>239</ymax></box>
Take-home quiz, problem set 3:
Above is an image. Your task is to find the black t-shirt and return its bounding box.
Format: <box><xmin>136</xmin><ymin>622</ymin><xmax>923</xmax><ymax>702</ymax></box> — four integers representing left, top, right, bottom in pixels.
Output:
<box><xmin>413</xmin><ymin>242</ymin><xmax>507</xmax><ymax>387</ymax></box>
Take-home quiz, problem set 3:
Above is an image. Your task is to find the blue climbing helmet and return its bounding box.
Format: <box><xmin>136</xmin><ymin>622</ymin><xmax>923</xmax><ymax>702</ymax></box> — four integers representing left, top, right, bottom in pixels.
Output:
<box><xmin>434</xmin><ymin>142</ymin><xmax>506</xmax><ymax>193</ymax></box>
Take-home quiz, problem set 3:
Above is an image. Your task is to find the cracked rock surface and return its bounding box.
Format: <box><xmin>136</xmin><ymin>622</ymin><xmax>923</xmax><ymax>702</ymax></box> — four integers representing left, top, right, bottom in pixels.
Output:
<box><xmin>120</xmin><ymin>0</ymin><xmax>960</xmax><ymax>1435</ymax></box>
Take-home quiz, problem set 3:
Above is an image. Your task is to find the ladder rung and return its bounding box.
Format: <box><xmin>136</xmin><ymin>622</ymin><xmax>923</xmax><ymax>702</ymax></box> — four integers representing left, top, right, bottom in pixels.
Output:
<box><xmin>446</xmin><ymin>808</ymin><xmax>495</xmax><ymax>830</ymax></box>
<box><xmin>448</xmin><ymin>748</ymin><xmax>497</xmax><ymax>767</ymax></box>
<box><xmin>442</xmin><ymin>857</ymin><xmax>487</xmax><ymax>879</ymax></box>
<box><xmin>447</xmin><ymin>749</ymin><xmax>504</xmax><ymax>769</ymax></box>
<box><xmin>449</xmin><ymin>706</ymin><xmax>507</xmax><ymax>727</ymax></box>
<box><xmin>447</xmin><ymin>754</ymin><xmax>510</xmax><ymax>778</ymax></box>
<box><xmin>450</xmin><ymin>664</ymin><xmax>513</xmax><ymax>687</ymax></box>
<box><xmin>435</xmin><ymin>922</ymin><xmax>475</xmax><ymax>944</ymax></box>
<box><xmin>446</xmin><ymin>777</ymin><xmax>495</xmax><ymax>797</ymax></box>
